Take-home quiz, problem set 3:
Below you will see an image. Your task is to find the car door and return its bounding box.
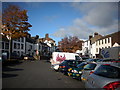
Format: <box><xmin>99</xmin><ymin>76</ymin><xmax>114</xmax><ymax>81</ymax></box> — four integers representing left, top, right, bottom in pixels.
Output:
<box><xmin>86</xmin><ymin>64</ymin><xmax>120</xmax><ymax>88</ymax></box>
<box><xmin>81</xmin><ymin>63</ymin><xmax>97</xmax><ymax>82</ymax></box>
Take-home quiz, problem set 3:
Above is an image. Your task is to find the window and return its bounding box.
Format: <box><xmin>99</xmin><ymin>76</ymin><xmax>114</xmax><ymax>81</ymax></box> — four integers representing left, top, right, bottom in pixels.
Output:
<box><xmin>14</xmin><ymin>43</ymin><xmax>17</xmax><ymax>49</ymax></box>
<box><xmin>108</xmin><ymin>37</ymin><xmax>110</xmax><ymax>43</ymax></box>
<box><xmin>2</xmin><ymin>42</ymin><xmax>4</xmax><ymax>49</ymax></box>
<box><xmin>102</xmin><ymin>40</ymin><xmax>103</xmax><ymax>44</ymax></box>
<box><xmin>21</xmin><ymin>38</ymin><xmax>24</xmax><ymax>42</ymax></box>
<box><xmin>94</xmin><ymin>65</ymin><xmax>120</xmax><ymax>78</ymax></box>
<box><xmin>99</xmin><ymin>40</ymin><xmax>100</xmax><ymax>45</ymax></box>
<box><xmin>21</xmin><ymin>44</ymin><xmax>24</xmax><ymax>49</ymax></box>
<box><xmin>84</xmin><ymin>63</ymin><xmax>97</xmax><ymax>70</ymax></box>
<box><xmin>96</xmin><ymin>48</ymin><xmax>98</xmax><ymax>52</ymax></box>
<box><xmin>5</xmin><ymin>42</ymin><xmax>9</xmax><ymax>49</ymax></box>
<box><xmin>105</xmin><ymin>38</ymin><xmax>107</xmax><ymax>44</ymax></box>
<box><xmin>21</xmin><ymin>51</ymin><xmax>23</xmax><ymax>55</ymax></box>
<box><xmin>18</xmin><ymin>43</ymin><xmax>20</xmax><ymax>49</ymax></box>
<box><xmin>75</xmin><ymin>56</ymin><xmax>80</xmax><ymax>60</ymax></box>
<box><xmin>30</xmin><ymin>45</ymin><xmax>32</xmax><ymax>49</ymax></box>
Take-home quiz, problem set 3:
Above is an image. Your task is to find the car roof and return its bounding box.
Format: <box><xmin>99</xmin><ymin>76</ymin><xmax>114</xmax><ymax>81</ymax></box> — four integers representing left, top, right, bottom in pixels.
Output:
<box><xmin>95</xmin><ymin>62</ymin><xmax>120</xmax><ymax>68</ymax></box>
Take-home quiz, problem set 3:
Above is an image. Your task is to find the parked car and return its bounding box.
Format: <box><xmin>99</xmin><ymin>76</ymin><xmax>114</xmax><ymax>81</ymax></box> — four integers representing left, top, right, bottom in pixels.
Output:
<box><xmin>85</xmin><ymin>62</ymin><xmax>120</xmax><ymax>90</ymax></box>
<box><xmin>59</xmin><ymin>60</ymin><xmax>83</xmax><ymax>75</ymax></box>
<box><xmin>81</xmin><ymin>62</ymin><xmax>101</xmax><ymax>83</ymax></box>
<box><xmin>86</xmin><ymin>58</ymin><xmax>100</xmax><ymax>62</ymax></box>
<box><xmin>67</xmin><ymin>61</ymin><xmax>86</xmax><ymax>76</ymax></box>
<box><xmin>81</xmin><ymin>57</ymin><xmax>90</xmax><ymax>61</ymax></box>
<box><xmin>97</xmin><ymin>59</ymin><xmax>118</xmax><ymax>62</ymax></box>
<box><xmin>10</xmin><ymin>52</ymin><xmax>21</xmax><ymax>60</ymax></box>
<box><xmin>2</xmin><ymin>52</ymin><xmax>8</xmax><ymax>62</ymax></box>
<box><xmin>68</xmin><ymin>62</ymin><xmax>87</xmax><ymax>80</ymax></box>
<box><xmin>23</xmin><ymin>55</ymin><xmax>35</xmax><ymax>60</ymax></box>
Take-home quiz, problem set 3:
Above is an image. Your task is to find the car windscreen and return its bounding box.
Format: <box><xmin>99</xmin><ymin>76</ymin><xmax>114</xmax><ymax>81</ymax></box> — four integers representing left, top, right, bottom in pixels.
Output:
<box><xmin>84</xmin><ymin>63</ymin><xmax>97</xmax><ymax>70</ymax></box>
<box><xmin>76</xmin><ymin>61</ymin><xmax>83</xmax><ymax>65</ymax></box>
<box><xmin>61</xmin><ymin>60</ymin><xmax>68</xmax><ymax>65</ymax></box>
<box><xmin>94</xmin><ymin>65</ymin><xmax>120</xmax><ymax>78</ymax></box>
<box><xmin>61</xmin><ymin>60</ymin><xmax>74</xmax><ymax>65</ymax></box>
<box><xmin>75</xmin><ymin>56</ymin><xmax>82</xmax><ymax>60</ymax></box>
<box><xmin>77</xmin><ymin>63</ymin><xmax>87</xmax><ymax>69</ymax></box>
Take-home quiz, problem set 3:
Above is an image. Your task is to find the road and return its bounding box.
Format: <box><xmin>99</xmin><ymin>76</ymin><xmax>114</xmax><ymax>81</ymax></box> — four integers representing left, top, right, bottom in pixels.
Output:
<box><xmin>2</xmin><ymin>60</ymin><xmax>85</xmax><ymax>88</ymax></box>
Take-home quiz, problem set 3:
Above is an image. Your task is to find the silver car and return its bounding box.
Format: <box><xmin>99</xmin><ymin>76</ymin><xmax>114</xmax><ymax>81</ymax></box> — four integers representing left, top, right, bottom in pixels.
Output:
<box><xmin>85</xmin><ymin>62</ymin><xmax>120</xmax><ymax>89</ymax></box>
<box><xmin>81</xmin><ymin>62</ymin><xmax>101</xmax><ymax>83</ymax></box>
<box><xmin>81</xmin><ymin>62</ymin><xmax>117</xmax><ymax>82</ymax></box>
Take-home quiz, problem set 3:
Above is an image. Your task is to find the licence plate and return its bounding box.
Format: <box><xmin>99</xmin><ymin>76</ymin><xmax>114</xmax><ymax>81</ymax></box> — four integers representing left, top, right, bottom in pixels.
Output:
<box><xmin>68</xmin><ymin>68</ymin><xmax>72</xmax><ymax>71</ymax></box>
<box><xmin>76</xmin><ymin>74</ymin><xmax>80</xmax><ymax>76</ymax></box>
<box><xmin>68</xmin><ymin>73</ymin><xmax>72</xmax><ymax>76</ymax></box>
<box><xmin>81</xmin><ymin>77</ymin><xmax>86</xmax><ymax>81</ymax></box>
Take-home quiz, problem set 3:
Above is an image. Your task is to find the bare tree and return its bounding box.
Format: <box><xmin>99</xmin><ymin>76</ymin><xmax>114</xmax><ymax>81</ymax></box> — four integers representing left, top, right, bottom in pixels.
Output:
<box><xmin>58</xmin><ymin>36</ymin><xmax>83</xmax><ymax>53</ymax></box>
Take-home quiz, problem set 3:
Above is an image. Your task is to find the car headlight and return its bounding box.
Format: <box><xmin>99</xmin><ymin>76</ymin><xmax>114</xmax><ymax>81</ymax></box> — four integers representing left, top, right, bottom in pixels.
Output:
<box><xmin>73</xmin><ymin>70</ymin><xmax>78</xmax><ymax>73</ymax></box>
<box><xmin>71</xmin><ymin>70</ymin><xmax>74</xmax><ymax>72</ymax></box>
<box><xmin>79</xmin><ymin>71</ymin><xmax>82</xmax><ymax>74</ymax></box>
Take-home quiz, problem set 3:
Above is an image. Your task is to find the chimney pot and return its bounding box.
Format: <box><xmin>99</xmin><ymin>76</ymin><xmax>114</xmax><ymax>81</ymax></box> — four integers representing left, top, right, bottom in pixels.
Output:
<box><xmin>89</xmin><ymin>35</ymin><xmax>93</xmax><ymax>40</ymax></box>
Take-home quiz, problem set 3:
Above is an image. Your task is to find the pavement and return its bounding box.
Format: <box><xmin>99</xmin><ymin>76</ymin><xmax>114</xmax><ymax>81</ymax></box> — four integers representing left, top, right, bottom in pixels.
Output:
<box><xmin>2</xmin><ymin>60</ymin><xmax>85</xmax><ymax>88</ymax></box>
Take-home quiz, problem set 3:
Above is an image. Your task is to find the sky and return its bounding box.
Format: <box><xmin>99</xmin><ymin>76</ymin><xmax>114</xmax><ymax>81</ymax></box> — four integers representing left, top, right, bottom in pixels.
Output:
<box><xmin>2</xmin><ymin>0</ymin><xmax>119</xmax><ymax>45</ymax></box>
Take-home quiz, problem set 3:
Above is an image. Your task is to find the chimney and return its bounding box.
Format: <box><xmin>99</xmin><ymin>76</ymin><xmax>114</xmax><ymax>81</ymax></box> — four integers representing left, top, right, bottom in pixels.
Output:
<box><xmin>94</xmin><ymin>32</ymin><xmax>98</xmax><ymax>37</ymax></box>
<box><xmin>89</xmin><ymin>35</ymin><xmax>93</xmax><ymax>40</ymax></box>
<box><xmin>45</xmin><ymin>33</ymin><xmax>49</xmax><ymax>39</ymax></box>
<box><xmin>35</xmin><ymin>35</ymin><xmax>39</xmax><ymax>39</ymax></box>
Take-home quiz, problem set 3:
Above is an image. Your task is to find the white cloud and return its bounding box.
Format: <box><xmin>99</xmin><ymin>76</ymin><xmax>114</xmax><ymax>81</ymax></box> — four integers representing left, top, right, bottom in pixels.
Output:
<box><xmin>72</xmin><ymin>2</ymin><xmax>118</xmax><ymax>27</ymax></box>
<box><xmin>52</xmin><ymin>28</ymin><xmax>69</xmax><ymax>38</ymax></box>
<box><xmin>72</xmin><ymin>0</ymin><xmax>119</xmax><ymax>2</ymax></box>
<box><xmin>2</xmin><ymin>0</ymin><xmax>119</xmax><ymax>2</ymax></box>
<box><xmin>52</xmin><ymin>2</ymin><xmax>118</xmax><ymax>39</ymax></box>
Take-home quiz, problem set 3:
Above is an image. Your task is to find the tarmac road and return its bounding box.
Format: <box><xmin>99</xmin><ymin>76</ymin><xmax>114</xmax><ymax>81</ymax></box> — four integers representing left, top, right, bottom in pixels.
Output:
<box><xmin>2</xmin><ymin>60</ymin><xmax>85</xmax><ymax>88</ymax></box>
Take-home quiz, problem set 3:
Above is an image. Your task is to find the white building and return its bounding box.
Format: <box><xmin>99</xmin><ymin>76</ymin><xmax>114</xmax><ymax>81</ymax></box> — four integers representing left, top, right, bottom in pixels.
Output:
<box><xmin>94</xmin><ymin>31</ymin><xmax>120</xmax><ymax>58</ymax></box>
<box><xmin>39</xmin><ymin>34</ymin><xmax>57</xmax><ymax>56</ymax></box>
<box><xmin>81</xmin><ymin>32</ymin><xmax>102</xmax><ymax>58</ymax></box>
<box><xmin>81</xmin><ymin>40</ymin><xmax>91</xmax><ymax>57</ymax></box>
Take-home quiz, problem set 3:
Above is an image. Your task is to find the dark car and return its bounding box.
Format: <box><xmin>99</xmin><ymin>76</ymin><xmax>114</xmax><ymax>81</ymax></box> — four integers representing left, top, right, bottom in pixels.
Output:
<box><xmin>71</xmin><ymin>62</ymin><xmax>88</xmax><ymax>80</ymax></box>
<box><xmin>2</xmin><ymin>52</ymin><xmax>8</xmax><ymax>62</ymax></box>
<box><xmin>59</xmin><ymin>60</ymin><xmax>83</xmax><ymax>75</ymax></box>
<box><xmin>86</xmin><ymin>58</ymin><xmax>100</xmax><ymax>62</ymax></box>
<box><xmin>10</xmin><ymin>52</ymin><xmax>21</xmax><ymax>60</ymax></box>
<box><xmin>23</xmin><ymin>54</ymin><xmax>35</xmax><ymax>61</ymax></box>
<box><xmin>97</xmin><ymin>59</ymin><xmax>120</xmax><ymax>62</ymax></box>
<box><xmin>81</xmin><ymin>57</ymin><xmax>90</xmax><ymax>61</ymax></box>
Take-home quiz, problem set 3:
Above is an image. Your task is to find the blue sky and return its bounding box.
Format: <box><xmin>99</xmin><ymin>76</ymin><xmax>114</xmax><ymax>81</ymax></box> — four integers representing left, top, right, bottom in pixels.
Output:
<box><xmin>2</xmin><ymin>2</ymin><xmax>118</xmax><ymax>45</ymax></box>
